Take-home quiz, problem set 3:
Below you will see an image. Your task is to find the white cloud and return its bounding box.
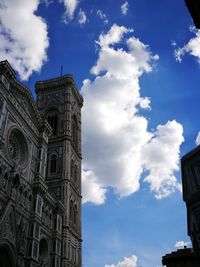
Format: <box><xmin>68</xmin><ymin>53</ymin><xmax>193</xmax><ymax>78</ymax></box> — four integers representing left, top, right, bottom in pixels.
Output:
<box><xmin>78</xmin><ymin>9</ymin><xmax>87</xmax><ymax>25</ymax></box>
<box><xmin>174</xmin><ymin>28</ymin><xmax>200</xmax><ymax>63</ymax></box>
<box><xmin>96</xmin><ymin>10</ymin><xmax>109</xmax><ymax>24</ymax></box>
<box><xmin>196</xmin><ymin>132</ymin><xmax>200</xmax><ymax>146</ymax></box>
<box><xmin>105</xmin><ymin>255</ymin><xmax>138</xmax><ymax>267</ymax></box>
<box><xmin>142</xmin><ymin>120</ymin><xmax>184</xmax><ymax>199</ymax></box>
<box><xmin>60</xmin><ymin>0</ymin><xmax>79</xmax><ymax>21</ymax></box>
<box><xmin>171</xmin><ymin>40</ymin><xmax>176</xmax><ymax>47</ymax></box>
<box><xmin>81</xmin><ymin>24</ymin><xmax>184</xmax><ymax>205</ymax></box>
<box><xmin>96</xmin><ymin>24</ymin><xmax>133</xmax><ymax>48</ymax></box>
<box><xmin>82</xmin><ymin>169</ymin><xmax>106</xmax><ymax>205</ymax></box>
<box><xmin>0</xmin><ymin>0</ymin><xmax>49</xmax><ymax>80</ymax></box>
<box><xmin>121</xmin><ymin>1</ymin><xmax>129</xmax><ymax>15</ymax></box>
<box><xmin>175</xmin><ymin>241</ymin><xmax>191</xmax><ymax>248</ymax></box>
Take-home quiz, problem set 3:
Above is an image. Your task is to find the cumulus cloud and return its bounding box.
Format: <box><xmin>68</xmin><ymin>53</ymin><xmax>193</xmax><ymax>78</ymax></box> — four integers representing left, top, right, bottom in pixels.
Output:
<box><xmin>96</xmin><ymin>24</ymin><xmax>133</xmax><ymax>48</ymax></box>
<box><xmin>78</xmin><ymin>9</ymin><xmax>87</xmax><ymax>25</ymax></box>
<box><xmin>105</xmin><ymin>255</ymin><xmax>138</xmax><ymax>267</ymax></box>
<box><xmin>175</xmin><ymin>241</ymin><xmax>191</xmax><ymax>248</ymax></box>
<box><xmin>81</xmin><ymin>24</ymin><xmax>184</xmax><ymax>205</ymax></box>
<box><xmin>142</xmin><ymin>121</ymin><xmax>184</xmax><ymax>199</ymax></box>
<box><xmin>96</xmin><ymin>10</ymin><xmax>109</xmax><ymax>24</ymax></box>
<box><xmin>196</xmin><ymin>132</ymin><xmax>200</xmax><ymax>146</ymax></box>
<box><xmin>82</xmin><ymin>170</ymin><xmax>106</xmax><ymax>205</ymax></box>
<box><xmin>174</xmin><ymin>28</ymin><xmax>200</xmax><ymax>63</ymax></box>
<box><xmin>0</xmin><ymin>0</ymin><xmax>49</xmax><ymax>80</ymax></box>
<box><xmin>121</xmin><ymin>1</ymin><xmax>129</xmax><ymax>15</ymax></box>
<box><xmin>60</xmin><ymin>0</ymin><xmax>79</xmax><ymax>21</ymax></box>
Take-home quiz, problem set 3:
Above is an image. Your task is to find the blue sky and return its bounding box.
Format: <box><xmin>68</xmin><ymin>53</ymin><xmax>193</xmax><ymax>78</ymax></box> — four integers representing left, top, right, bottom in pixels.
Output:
<box><xmin>1</xmin><ymin>0</ymin><xmax>200</xmax><ymax>266</ymax></box>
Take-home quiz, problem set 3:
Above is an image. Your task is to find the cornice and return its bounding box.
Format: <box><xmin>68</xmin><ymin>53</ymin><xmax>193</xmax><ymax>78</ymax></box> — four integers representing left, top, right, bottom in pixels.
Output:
<box><xmin>35</xmin><ymin>75</ymin><xmax>83</xmax><ymax>108</ymax></box>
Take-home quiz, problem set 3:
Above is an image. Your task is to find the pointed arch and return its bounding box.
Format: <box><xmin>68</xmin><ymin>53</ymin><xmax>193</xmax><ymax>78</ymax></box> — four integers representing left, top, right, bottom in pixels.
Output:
<box><xmin>39</xmin><ymin>238</ymin><xmax>49</xmax><ymax>267</ymax></box>
<box><xmin>70</xmin><ymin>199</ymin><xmax>73</xmax><ymax>224</ymax></box>
<box><xmin>71</xmin><ymin>159</ymin><xmax>74</xmax><ymax>180</ymax></box>
<box><xmin>0</xmin><ymin>242</ymin><xmax>16</xmax><ymax>267</ymax></box>
<box><xmin>50</xmin><ymin>154</ymin><xmax>57</xmax><ymax>174</ymax></box>
<box><xmin>74</xmin><ymin>204</ymin><xmax>78</xmax><ymax>227</ymax></box>
<box><xmin>74</xmin><ymin>165</ymin><xmax>78</xmax><ymax>182</ymax></box>
<box><xmin>72</xmin><ymin>114</ymin><xmax>78</xmax><ymax>149</ymax></box>
<box><xmin>45</xmin><ymin>100</ymin><xmax>59</xmax><ymax>136</ymax></box>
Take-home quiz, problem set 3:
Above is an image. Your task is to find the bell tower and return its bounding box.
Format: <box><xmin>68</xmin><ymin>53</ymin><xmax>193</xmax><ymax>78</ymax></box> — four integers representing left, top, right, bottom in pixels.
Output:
<box><xmin>36</xmin><ymin>74</ymin><xmax>83</xmax><ymax>267</ymax></box>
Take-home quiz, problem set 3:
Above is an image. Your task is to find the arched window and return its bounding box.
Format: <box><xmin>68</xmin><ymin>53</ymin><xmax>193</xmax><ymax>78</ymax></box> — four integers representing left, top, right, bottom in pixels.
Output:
<box><xmin>4</xmin><ymin>172</ymin><xmax>8</xmax><ymax>179</ymax></box>
<box><xmin>74</xmin><ymin>165</ymin><xmax>78</xmax><ymax>182</ymax></box>
<box><xmin>13</xmin><ymin>173</ymin><xmax>20</xmax><ymax>186</ymax></box>
<box><xmin>74</xmin><ymin>204</ymin><xmax>78</xmax><ymax>226</ymax></box>
<box><xmin>29</xmin><ymin>194</ymin><xmax>32</xmax><ymax>202</ymax></box>
<box><xmin>70</xmin><ymin>200</ymin><xmax>73</xmax><ymax>223</ymax></box>
<box><xmin>47</xmin><ymin>109</ymin><xmax>58</xmax><ymax>136</ymax></box>
<box><xmin>71</xmin><ymin>160</ymin><xmax>74</xmax><ymax>179</ymax></box>
<box><xmin>72</xmin><ymin>115</ymin><xmax>78</xmax><ymax>149</ymax></box>
<box><xmin>50</xmin><ymin>155</ymin><xmax>57</xmax><ymax>174</ymax></box>
<box><xmin>30</xmin><ymin>223</ymin><xmax>34</xmax><ymax>237</ymax></box>
<box><xmin>39</xmin><ymin>238</ymin><xmax>48</xmax><ymax>267</ymax></box>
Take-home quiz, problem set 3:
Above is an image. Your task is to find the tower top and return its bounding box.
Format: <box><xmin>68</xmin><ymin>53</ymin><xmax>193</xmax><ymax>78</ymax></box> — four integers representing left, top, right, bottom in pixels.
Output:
<box><xmin>35</xmin><ymin>74</ymin><xmax>83</xmax><ymax>107</ymax></box>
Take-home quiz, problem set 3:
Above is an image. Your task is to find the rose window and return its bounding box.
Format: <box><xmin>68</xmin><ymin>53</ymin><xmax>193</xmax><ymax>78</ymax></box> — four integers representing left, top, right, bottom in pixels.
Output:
<box><xmin>7</xmin><ymin>127</ymin><xmax>28</xmax><ymax>167</ymax></box>
<box><xmin>8</xmin><ymin>133</ymin><xmax>19</xmax><ymax>162</ymax></box>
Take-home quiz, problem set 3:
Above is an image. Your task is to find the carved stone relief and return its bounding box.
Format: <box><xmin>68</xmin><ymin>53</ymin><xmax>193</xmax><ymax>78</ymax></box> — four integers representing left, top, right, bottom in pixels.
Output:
<box><xmin>6</xmin><ymin>126</ymin><xmax>29</xmax><ymax>169</ymax></box>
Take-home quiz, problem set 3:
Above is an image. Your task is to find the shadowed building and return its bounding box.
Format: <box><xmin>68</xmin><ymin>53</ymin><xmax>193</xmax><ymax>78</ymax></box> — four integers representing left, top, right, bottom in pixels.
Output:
<box><xmin>0</xmin><ymin>60</ymin><xmax>83</xmax><ymax>267</ymax></box>
<box><xmin>182</xmin><ymin>146</ymin><xmax>200</xmax><ymax>253</ymax></box>
<box><xmin>162</xmin><ymin>145</ymin><xmax>200</xmax><ymax>266</ymax></box>
<box><xmin>162</xmin><ymin>247</ymin><xmax>200</xmax><ymax>267</ymax></box>
<box><xmin>185</xmin><ymin>0</ymin><xmax>200</xmax><ymax>28</ymax></box>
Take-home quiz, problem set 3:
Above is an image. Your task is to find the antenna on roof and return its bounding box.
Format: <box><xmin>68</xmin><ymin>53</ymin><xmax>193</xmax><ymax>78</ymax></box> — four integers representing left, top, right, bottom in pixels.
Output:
<box><xmin>61</xmin><ymin>65</ymin><xmax>63</xmax><ymax>77</ymax></box>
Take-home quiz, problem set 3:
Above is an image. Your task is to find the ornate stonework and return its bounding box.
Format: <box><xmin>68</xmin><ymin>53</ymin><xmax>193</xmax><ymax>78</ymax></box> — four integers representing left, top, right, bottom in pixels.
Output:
<box><xmin>0</xmin><ymin>60</ymin><xmax>83</xmax><ymax>267</ymax></box>
<box><xmin>6</xmin><ymin>126</ymin><xmax>29</xmax><ymax>169</ymax></box>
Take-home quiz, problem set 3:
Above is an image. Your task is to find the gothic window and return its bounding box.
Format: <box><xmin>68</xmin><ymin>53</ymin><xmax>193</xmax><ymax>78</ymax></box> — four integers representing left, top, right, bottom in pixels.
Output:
<box><xmin>33</xmin><ymin>242</ymin><xmax>38</xmax><ymax>259</ymax></box>
<box><xmin>30</xmin><ymin>223</ymin><xmax>34</xmax><ymax>237</ymax></box>
<box><xmin>24</xmin><ymin>190</ymin><xmax>28</xmax><ymax>208</ymax></box>
<box><xmin>19</xmin><ymin>186</ymin><xmax>22</xmax><ymax>203</ymax></box>
<box><xmin>72</xmin><ymin>115</ymin><xmax>78</xmax><ymax>149</ymax></box>
<box><xmin>50</xmin><ymin>155</ymin><xmax>57</xmax><ymax>174</ymax></box>
<box><xmin>29</xmin><ymin>242</ymin><xmax>32</xmax><ymax>256</ymax></box>
<box><xmin>36</xmin><ymin>149</ymin><xmax>41</xmax><ymax>173</ymax></box>
<box><xmin>36</xmin><ymin>195</ymin><xmax>43</xmax><ymax>216</ymax></box>
<box><xmin>47</xmin><ymin>110</ymin><xmax>58</xmax><ymax>136</ymax></box>
<box><xmin>57</xmin><ymin>216</ymin><xmax>62</xmax><ymax>233</ymax></box>
<box><xmin>74</xmin><ymin>204</ymin><xmax>77</xmax><ymax>226</ymax></box>
<box><xmin>70</xmin><ymin>200</ymin><xmax>78</xmax><ymax>229</ymax></box>
<box><xmin>39</xmin><ymin>238</ymin><xmax>48</xmax><ymax>266</ymax></box>
<box><xmin>0</xmin><ymin>98</ymin><xmax>3</xmax><ymax>111</ymax></box>
<box><xmin>53</xmin><ymin>240</ymin><xmax>56</xmax><ymax>252</ymax></box>
<box><xmin>29</xmin><ymin>194</ymin><xmax>33</xmax><ymax>211</ymax></box>
<box><xmin>57</xmin><ymin>241</ymin><xmax>61</xmax><ymax>255</ymax></box>
<box><xmin>70</xmin><ymin>200</ymin><xmax>73</xmax><ymax>224</ymax></box>
<box><xmin>54</xmin><ymin>217</ymin><xmax>57</xmax><ymax>230</ymax></box>
<box><xmin>75</xmin><ymin>165</ymin><xmax>78</xmax><ymax>182</ymax></box>
<box><xmin>48</xmin><ymin>212</ymin><xmax>51</xmax><ymax>226</ymax></box>
<box><xmin>71</xmin><ymin>160</ymin><xmax>78</xmax><ymax>182</ymax></box>
<box><xmin>29</xmin><ymin>194</ymin><xmax>32</xmax><ymax>202</ymax></box>
<box><xmin>71</xmin><ymin>160</ymin><xmax>74</xmax><ymax>179</ymax></box>
<box><xmin>35</xmin><ymin>224</ymin><xmax>40</xmax><ymax>239</ymax></box>
<box><xmin>13</xmin><ymin>173</ymin><xmax>20</xmax><ymax>186</ymax></box>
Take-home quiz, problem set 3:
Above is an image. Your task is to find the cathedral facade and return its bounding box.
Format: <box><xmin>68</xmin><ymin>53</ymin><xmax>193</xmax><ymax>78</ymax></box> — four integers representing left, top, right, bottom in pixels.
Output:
<box><xmin>0</xmin><ymin>60</ymin><xmax>83</xmax><ymax>267</ymax></box>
